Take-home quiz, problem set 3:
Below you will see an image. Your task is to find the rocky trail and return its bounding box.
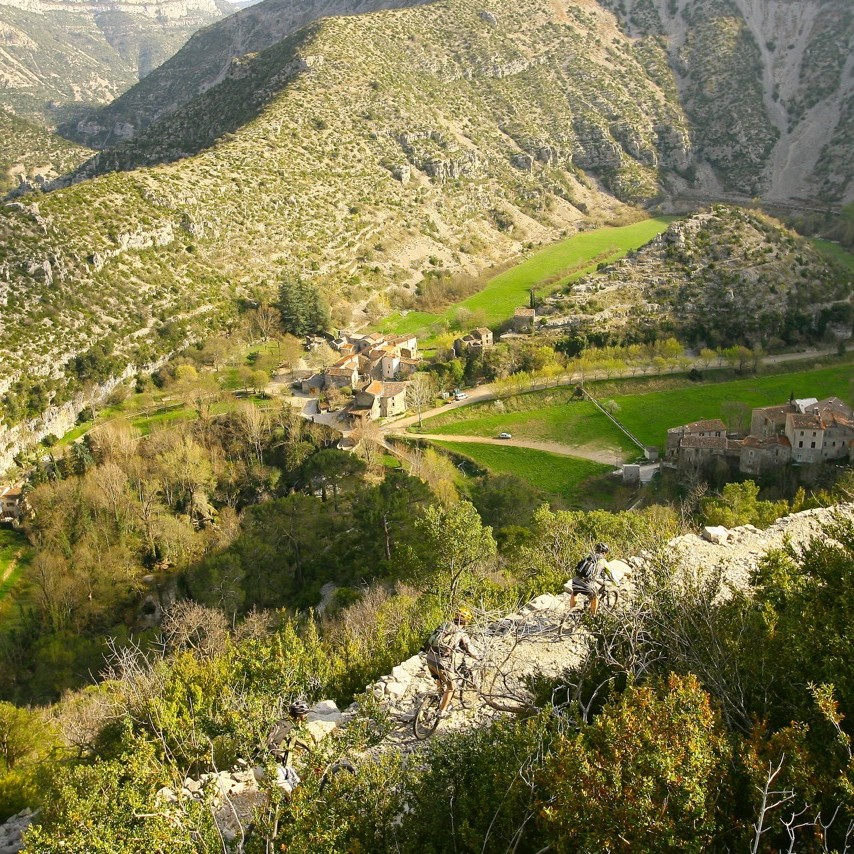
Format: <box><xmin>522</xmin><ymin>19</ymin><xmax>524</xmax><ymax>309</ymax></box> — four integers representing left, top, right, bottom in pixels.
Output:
<box><xmin>2</xmin><ymin>502</ymin><xmax>852</xmax><ymax>852</ymax></box>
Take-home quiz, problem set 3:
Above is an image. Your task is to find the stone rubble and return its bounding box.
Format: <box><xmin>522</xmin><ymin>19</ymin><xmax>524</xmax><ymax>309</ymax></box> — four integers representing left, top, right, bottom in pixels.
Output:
<box><xmin>0</xmin><ymin>810</ymin><xmax>36</xmax><ymax>854</ymax></box>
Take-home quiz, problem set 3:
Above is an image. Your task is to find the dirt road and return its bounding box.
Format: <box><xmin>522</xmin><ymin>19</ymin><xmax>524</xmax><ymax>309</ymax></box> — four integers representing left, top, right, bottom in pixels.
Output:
<box><xmin>391</xmin><ymin>432</ymin><xmax>622</xmax><ymax>465</ymax></box>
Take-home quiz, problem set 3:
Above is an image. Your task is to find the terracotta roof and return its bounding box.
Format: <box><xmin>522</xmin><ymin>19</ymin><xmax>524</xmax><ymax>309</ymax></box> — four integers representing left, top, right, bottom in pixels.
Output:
<box><xmin>680</xmin><ymin>435</ymin><xmax>729</xmax><ymax>450</ymax></box>
<box><xmin>364</xmin><ymin>380</ymin><xmax>384</xmax><ymax>396</ymax></box>
<box><xmin>789</xmin><ymin>413</ymin><xmax>823</xmax><ymax>430</ymax></box>
<box><xmin>326</xmin><ymin>366</ymin><xmax>357</xmax><ymax>377</ymax></box>
<box><xmin>754</xmin><ymin>404</ymin><xmax>795</xmax><ymax>418</ymax></box>
<box><xmin>474</xmin><ymin>327</ymin><xmax>492</xmax><ymax>336</ymax></box>
<box><xmin>741</xmin><ymin>435</ymin><xmax>791</xmax><ymax>449</ymax></box>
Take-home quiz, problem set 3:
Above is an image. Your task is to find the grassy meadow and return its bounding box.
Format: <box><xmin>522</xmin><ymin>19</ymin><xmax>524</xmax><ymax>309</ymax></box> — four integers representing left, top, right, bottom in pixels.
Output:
<box><xmin>420</xmin><ymin>398</ymin><xmax>637</xmax><ymax>457</ymax></box>
<box><xmin>377</xmin><ymin>216</ymin><xmax>677</xmax><ymax>337</ymax></box>
<box><xmin>433</xmin><ymin>440</ymin><xmax>613</xmax><ymax>505</ymax></box>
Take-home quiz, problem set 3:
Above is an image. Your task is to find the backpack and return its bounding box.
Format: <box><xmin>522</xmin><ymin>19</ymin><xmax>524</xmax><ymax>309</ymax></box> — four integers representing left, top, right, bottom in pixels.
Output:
<box><xmin>425</xmin><ymin>622</ymin><xmax>456</xmax><ymax>658</ymax></box>
<box><xmin>575</xmin><ymin>555</ymin><xmax>597</xmax><ymax>580</ymax></box>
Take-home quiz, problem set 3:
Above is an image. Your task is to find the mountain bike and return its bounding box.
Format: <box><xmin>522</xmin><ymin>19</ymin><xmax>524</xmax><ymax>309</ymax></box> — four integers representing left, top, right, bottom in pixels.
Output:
<box><xmin>413</xmin><ymin>658</ymin><xmax>480</xmax><ymax>740</ymax></box>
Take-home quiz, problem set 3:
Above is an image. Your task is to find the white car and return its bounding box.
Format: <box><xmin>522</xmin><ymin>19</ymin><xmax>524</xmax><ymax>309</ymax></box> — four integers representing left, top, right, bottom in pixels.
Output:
<box><xmin>498</xmin><ymin>432</ymin><xmax>512</xmax><ymax>439</ymax></box>
<box><xmin>454</xmin><ymin>392</ymin><xmax>468</xmax><ymax>400</ymax></box>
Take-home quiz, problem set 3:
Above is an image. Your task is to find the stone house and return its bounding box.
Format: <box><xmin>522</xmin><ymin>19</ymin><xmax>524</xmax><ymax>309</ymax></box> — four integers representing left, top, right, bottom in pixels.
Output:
<box><xmin>350</xmin><ymin>380</ymin><xmax>410</xmax><ymax>422</ymax></box>
<box><xmin>0</xmin><ymin>484</ymin><xmax>25</xmax><ymax>522</ymax></box>
<box><xmin>750</xmin><ymin>398</ymin><xmax>817</xmax><ymax>439</ymax></box>
<box><xmin>512</xmin><ymin>307</ymin><xmax>536</xmax><ymax>332</ymax></box>
<box><xmin>667</xmin><ymin>396</ymin><xmax>854</xmax><ymax>477</ymax></box>
<box><xmin>739</xmin><ymin>436</ymin><xmax>792</xmax><ymax>476</ymax></box>
<box><xmin>453</xmin><ymin>326</ymin><xmax>494</xmax><ymax>356</ymax></box>
<box><xmin>324</xmin><ymin>354</ymin><xmax>360</xmax><ymax>389</ymax></box>
<box><xmin>784</xmin><ymin>398</ymin><xmax>854</xmax><ymax>464</ymax></box>
<box><xmin>665</xmin><ymin>419</ymin><xmax>727</xmax><ymax>464</ymax></box>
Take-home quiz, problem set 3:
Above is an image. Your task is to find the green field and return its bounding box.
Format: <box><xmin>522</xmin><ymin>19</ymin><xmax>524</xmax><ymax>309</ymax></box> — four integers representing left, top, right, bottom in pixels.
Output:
<box><xmin>613</xmin><ymin>363</ymin><xmax>854</xmax><ymax>448</ymax></box>
<box><xmin>420</xmin><ymin>360</ymin><xmax>853</xmax><ymax>458</ymax></box>
<box><xmin>377</xmin><ymin>216</ymin><xmax>677</xmax><ymax>337</ymax></box>
<box><xmin>434</xmin><ymin>440</ymin><xmax>612</xmax><ymax>504</ymax></box>
<box><xmin>0</xmin><ymin>528</ymin><xmax>31</xmax><ymax>606</ymax></box>
<box><xmin>812</xmin><ymin>239</ymin><xmax>854</xmax><ymax>274</ymax></box>
<box><xmin>421</xmin><ymin>398</ymin><xmax>637</xmax><ymax>458</ymax></box>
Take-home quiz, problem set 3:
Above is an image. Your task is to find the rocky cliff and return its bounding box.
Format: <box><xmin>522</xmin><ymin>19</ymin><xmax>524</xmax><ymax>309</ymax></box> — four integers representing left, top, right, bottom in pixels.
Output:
<box><xmin>602</xmin><ymin>0</ymin><xmax>854</xmax><ymax>204</ymax></box>
<box><xmin>0</xmin><ymin>0</ymin><xmax>231</xmax><ymax>124</ymax></box>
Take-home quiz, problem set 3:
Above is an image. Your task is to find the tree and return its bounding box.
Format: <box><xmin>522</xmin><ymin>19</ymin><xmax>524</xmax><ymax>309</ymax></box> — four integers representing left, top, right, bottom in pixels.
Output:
<box><xmin>415</xmin><ymin>501</ymin><xmax>496</xmax><ymax>602</ymax></box>
<box><xmin>301</xmin><ymin>449</ymin><xmax>366</xmax><ymax>508</ymax></box>
<box><xmin>277</xmin><ymin>275</ymin><xmax>330</xmax><ymax>337</ymax></box>
<box><xmin>407</xmin><ymin>372</ymin><xmax>437</xmax><ymax>428</ymax></box>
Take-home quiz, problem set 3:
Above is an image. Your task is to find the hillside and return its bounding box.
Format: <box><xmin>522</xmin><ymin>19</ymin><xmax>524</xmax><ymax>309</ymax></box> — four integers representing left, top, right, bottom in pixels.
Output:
<box><xmin>601</xmin><ymin>0</ymin><xmax>854</xmax><ymax>204</ymax></box>
<box><xmin>541</xmin><ymin>205</ymin><xmax>854</xmax><ymax>347</ymax></box>
<box><xmin>0</xmin><ymin>0</ymin><xmax>690</xmax><ymax>423</ymax></box>
<box><xmin>0</xmin><ymin>0</ymin><xmax>231</xmax><ymax>125</ymax></box>
<box><xmin>69</xmin><ymin>0</ymin><xmax>854</xmax><ymax>206</ymax></box>
<box><xmin>0</xmin><ymin>112</ymin><xmax>91</xmax><ymax>194</ymax></box>
<box><xmin>60</xmin><ymin>0</ymin><xmax>434</xmax><ymax>148</ymax></box>
<box><xmin>1</xmin><ymin>0</ymin><xmax>851</xmax><ymax>441</ymax></box>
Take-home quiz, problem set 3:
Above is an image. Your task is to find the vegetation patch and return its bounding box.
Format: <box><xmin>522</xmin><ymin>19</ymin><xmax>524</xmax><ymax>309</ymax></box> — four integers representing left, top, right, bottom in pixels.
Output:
<box><xmin>432</xmin><ymin>440</ymin><xmax>613</xmax><ymax>505</ymax></box>
<box><xmin>0</xmin><ymin>529</ymin><xmax>31</xmax><ymax>607</ymax></box>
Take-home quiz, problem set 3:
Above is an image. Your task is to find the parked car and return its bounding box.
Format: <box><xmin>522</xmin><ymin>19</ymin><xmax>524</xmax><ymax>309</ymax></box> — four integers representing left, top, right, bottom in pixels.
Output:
<box><xmin>498</xmin><ymin>432</ymin><xmax>512</xmax><ymax>439</ymax></box>
<box><xmin>454</xmin><ymin>392</ymin><xmax>468</xmax><ymax>401</ymax></box>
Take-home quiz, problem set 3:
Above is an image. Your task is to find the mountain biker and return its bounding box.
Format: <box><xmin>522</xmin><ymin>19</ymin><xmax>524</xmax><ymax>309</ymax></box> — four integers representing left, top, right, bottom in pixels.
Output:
<box><xmin>569</xmin><ymin>542</ymin><xmax>614</xmax><ymax>615</ymax></box>
<box><xmin>424</xmin><ymin>606</ymin><xmax>480</xmax><ymax>715</ymax></box>
<box><xmin>265</xmin><ymin>700</ymin><xmax>313</xmax><ymax>793</ymax></box>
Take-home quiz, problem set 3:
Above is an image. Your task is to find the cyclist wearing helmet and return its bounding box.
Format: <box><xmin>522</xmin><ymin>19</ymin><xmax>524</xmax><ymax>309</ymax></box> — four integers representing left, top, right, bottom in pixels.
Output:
<box><xmin>424</xmin><ymin>606</ymin><xmax>480</xmax><ymax>715</ymax></box>
<box><xmin>267</xmin><ymin>700</ymin><xmax>312</xmax><ymax>769</ymax></box>
<box><xmin>569</xmin><ymin>542</ymin><xmax>613</xmax><ymax>615</ymax></box>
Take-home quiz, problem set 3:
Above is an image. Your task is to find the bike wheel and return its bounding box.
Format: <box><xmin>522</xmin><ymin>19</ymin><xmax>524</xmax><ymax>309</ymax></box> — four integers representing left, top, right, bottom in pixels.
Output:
<box><xmin>413</xmin><ymin>693</ymin><xmax>442</xmax><ymax>740</ymax></box>
<box><xmin>603</xmin><ymin>587</ymin><xmax>619</xmax><ymax>610</ymax></box>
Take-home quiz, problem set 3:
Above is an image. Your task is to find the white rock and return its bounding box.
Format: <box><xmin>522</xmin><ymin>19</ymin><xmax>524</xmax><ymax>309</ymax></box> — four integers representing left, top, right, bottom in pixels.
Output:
<box><xmin>385</xmin><ymin>680</ymin><xmax>407</xmax><ymax>698</ymax></box>
<box><xmin>252</xmin><ymin>765</ymin><xmax>266</xmax><ymax>783</ymax></box>
<box><xmin>155</xmin><ymin>786</ymin><xmax>178</xmax><ymax>803</ymax></box>
<box><xmin>702</xmin><ymin>525</ymin><xmax>730</xmax><ymax>544</ymax></box>
<box><xmin>526</xmin><ymin>593</ymin><xmax>561</xmax><ymax>611</ymax></box>
<box><xmin>305</xmin><ymin>719</ymin><xmax>338</xmax><ymax>742</ymax></box>
<box><xmin>391</xmin><ymin>665</ymin><xmax>412</xmax><ymax>683</ymax></box>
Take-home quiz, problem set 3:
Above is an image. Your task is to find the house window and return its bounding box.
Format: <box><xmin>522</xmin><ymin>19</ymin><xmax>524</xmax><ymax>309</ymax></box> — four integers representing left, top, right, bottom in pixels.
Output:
<box><xmin>798</xmin><ymin>441</ymin><xmax>803</xmax><ymax>448</ymax></box>
<box><xmin>800</xmin><ymin>431</ymin><xmax>804</xmax><ymax>437</ymax></box>
<box><xmin>812</xmin><ymin>432</ymin><xmax>817</xmax><ymax>437</ymax></box>
<box><xmin>810</xmin><ymin>442</ymin><xmax>816</xmax><ymax>449</ymax></box>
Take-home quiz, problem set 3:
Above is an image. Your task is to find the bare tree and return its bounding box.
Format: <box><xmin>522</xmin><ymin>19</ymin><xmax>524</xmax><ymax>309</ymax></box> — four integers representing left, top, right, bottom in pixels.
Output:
<box><xmin>407</xmin><ymin>373</ymin><xmax>437</xmax><ymax>428</ymax></box>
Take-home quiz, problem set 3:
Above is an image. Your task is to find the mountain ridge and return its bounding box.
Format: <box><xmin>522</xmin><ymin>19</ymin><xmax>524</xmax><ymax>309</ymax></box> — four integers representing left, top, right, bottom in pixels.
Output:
<box><xmin>0</xmin><ymin>0</ymin><xmax>232</xmax><ymax>124</ymax></box>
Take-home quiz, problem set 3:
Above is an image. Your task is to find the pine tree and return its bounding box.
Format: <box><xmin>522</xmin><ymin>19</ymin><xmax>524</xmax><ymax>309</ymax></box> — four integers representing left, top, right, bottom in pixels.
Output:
<box><xmin>277</xmin><ymin>275</ymin><xmax>330</xmax><ymax>336</ymax></box>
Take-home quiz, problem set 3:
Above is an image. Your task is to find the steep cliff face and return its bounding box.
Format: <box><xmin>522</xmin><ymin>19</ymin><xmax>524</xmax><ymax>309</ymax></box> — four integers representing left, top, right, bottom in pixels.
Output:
<box><xmin>0</xmin><ymin>0</ymin><xmax>231</xmax><ymax>124</ymax></box>
<box><xmin>63</xmin><ymin>0</ymin><xmax>435</xmax><ymax>147</ymax></box>
<box><xmin>603</xmin><ymin>0</ymin><xmax>854</xmax><ymax>204</ymax></box>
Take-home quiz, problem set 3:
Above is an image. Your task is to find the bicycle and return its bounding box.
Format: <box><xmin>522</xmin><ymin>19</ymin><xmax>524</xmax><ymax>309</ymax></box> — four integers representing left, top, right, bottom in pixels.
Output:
<box><xmin>558</xmin><ymin>579</ymin><xmax>620</xmax><ymax>637</ymax></box>
<box><xmin>412</xmin><ymin>658</ymin><xmax>480</xmax><ymax>740</ymax></box>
